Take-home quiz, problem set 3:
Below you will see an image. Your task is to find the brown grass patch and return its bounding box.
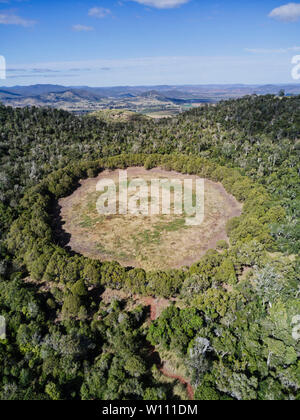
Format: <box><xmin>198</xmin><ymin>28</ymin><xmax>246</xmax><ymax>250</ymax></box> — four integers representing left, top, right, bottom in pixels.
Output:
<box><xmin>59</xmin><ymin>167</ymin><xmax>242</xmax><ymax>270</ymax></box>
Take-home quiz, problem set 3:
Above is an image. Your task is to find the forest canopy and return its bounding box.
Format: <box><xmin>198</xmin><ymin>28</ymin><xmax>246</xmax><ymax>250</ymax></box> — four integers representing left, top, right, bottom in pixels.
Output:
<box><xmin>0</xmin><ymin>95</ymin><xmax>299</xmax><ymax>400</ymax></box>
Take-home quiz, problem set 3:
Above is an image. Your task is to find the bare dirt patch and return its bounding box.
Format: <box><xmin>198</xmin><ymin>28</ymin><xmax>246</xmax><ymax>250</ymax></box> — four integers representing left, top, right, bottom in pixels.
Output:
<box><xmin>59</xmin><ymin>167</ymin><xmax>242</xmax><ymax>270</ymax></box>
<box><xmin>100</xmin><ymin>288</ymin><xmax>173</xmax><ymax>321</ymax></box>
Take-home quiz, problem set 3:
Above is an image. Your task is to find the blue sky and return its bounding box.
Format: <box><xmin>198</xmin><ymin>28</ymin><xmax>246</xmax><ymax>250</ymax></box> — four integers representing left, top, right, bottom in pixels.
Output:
<box><xmin>0</xmin><ymin>0</ymin><xmax>300</xmax><ymax>86</ymax></box>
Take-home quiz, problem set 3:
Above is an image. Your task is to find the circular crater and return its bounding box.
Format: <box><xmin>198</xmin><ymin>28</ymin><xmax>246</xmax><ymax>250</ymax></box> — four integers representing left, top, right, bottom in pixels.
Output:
<box><xmin>59</xmin><ymin>167</ymin><xmax>242</xmax><ymax>271</ymax></box>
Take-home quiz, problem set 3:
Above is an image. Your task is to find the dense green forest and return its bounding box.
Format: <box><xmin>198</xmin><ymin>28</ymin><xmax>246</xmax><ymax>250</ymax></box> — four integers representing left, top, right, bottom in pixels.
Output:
<box><xmin>0</xmin><ymin>95</ymin><xmax>299</xmax><ymax>400</ymax></box>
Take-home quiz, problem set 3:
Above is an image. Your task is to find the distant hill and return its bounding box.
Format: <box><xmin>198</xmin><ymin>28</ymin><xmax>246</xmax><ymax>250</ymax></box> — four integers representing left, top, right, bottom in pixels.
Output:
<box><xmin>1</xmin><ymin>83</ymin><xmax>300</xmax><ymax>115</ymax></box>
<box><xmin>89</xmin><ymin>109</ymin><xmax>149</xmax><ymax>123</ymax></box>
<box><xmin>89</xmin><ymin>109</ymin><xmax>149</xmax><ymax>122</ymax></box>
<box><xmin>5</xmin><ymin>84</ymin><xmax>68</xmax><ymax>96</ymax></box>
<box><xmin>0</xmin><ymin>89</ymin><xmax>22</xmax><ymax>100</ymax></box>
<box><xmin>2</xmin><ymin>83</ymin><xmax>300</xmax><ymax>99</ymax></box>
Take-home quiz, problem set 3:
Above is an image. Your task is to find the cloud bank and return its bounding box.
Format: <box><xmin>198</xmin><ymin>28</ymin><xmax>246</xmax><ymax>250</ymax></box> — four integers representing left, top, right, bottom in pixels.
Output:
<box><xmin>0</xmin><ymin>12</ymin><xmax>36</xmax><ymax>27</ymax></box>
<box><xmin>131</xmin><ymin>0</ymin><xmax>190</xmax><ymax>9</ymax></box>
<box><xmin>3</xmin><ymin>55</ymin><xmax>296</xmax><ymax>86</ymax></box>
<box><xmin>269</xmin><ymin>3</ymin><xmax>300</xmax><ymax>22</ymax></box>
<box><xmin>246</xmin><ymin>46</ymin><xmax>300</xmax><ymax>54</ymax></box>
<box><xmin>88</xmin><ymin>7</ymin><xmax>111</xmax><ymax>18</ymax></box>
<box><xmin>73</xmin><ymin>24</ymin><xmax>94</xmax><ymax>32</ymax></box>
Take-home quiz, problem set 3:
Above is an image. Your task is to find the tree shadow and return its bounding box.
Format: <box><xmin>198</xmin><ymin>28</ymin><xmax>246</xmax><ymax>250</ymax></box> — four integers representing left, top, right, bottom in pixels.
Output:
<box><xmin>50</xmin><ymin>201</ymin><xmax>73</xmax><ymax>253</ymax></box>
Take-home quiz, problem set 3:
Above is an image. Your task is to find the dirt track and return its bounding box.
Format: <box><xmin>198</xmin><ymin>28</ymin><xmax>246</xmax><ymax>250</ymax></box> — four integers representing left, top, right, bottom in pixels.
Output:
<box><xmin>159</xmin><ymin>365</ymin><xmax>194</xmax><ymax>400</ymax></box>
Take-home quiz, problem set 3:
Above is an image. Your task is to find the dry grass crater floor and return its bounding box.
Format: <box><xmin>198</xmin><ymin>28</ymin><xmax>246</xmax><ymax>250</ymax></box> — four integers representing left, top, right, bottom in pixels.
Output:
<box><xmin>59</xmin><ymin>167</ymin><xmax>242</xmax><ymax>270</ymax></box>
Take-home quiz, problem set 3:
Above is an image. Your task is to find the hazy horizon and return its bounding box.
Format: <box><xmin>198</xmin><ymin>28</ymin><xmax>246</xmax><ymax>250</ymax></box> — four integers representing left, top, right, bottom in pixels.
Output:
<box><xmin>1</xmin><ymin>82</ymin><xmax>300</xmax><ymax>89</ymax></box>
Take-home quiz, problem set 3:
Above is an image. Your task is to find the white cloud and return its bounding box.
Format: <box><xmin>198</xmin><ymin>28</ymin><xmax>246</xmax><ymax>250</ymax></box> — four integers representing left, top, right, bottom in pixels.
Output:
<box><xmin>131</xmin><ymin>0</ymin><xmax>190</xmax><ymax>9</ymax></box>
<box><xmin>0</xmin><ymin>12</ymin><xmax>36</xmax><ymax>26</ymax></box>
<box><xmin>269</xmin><ymin>3</ymin><xmax>300</xmax><ymax>22</ymax></box>
<box><xmin>88</xmin><ymin>7</ymin><xmax>111</xmax><ymax>18</ymax></box>
<box><xmin>246</xmin><ymin>46</ymin><xmax>300</xmax><ymax>54</ymax></box>
<box><xmin>73</xmin><ymin>24</ymin><xmax>94</xmax><ymax>32</ymax></box>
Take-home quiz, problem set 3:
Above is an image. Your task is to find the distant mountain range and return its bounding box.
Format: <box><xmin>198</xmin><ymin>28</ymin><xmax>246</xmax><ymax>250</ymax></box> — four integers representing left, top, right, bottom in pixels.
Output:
<box><xmin>1</xmin><ymin>84</ymin><xmax>299</xmax><ymax>116</ymax></box>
